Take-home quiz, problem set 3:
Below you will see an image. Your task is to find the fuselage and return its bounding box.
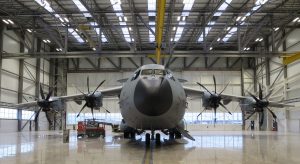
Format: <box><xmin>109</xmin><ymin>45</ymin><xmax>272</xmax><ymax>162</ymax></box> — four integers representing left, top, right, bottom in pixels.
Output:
<box><xmin>119</xmin><ymin>64</ymin><xmax>187</xmax><ymax>130</ymax></box>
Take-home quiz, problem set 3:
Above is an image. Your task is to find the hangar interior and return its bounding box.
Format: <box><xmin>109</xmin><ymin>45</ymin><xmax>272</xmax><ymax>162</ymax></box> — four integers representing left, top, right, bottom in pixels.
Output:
<box><xmin>0</xmin><ymin>0</ymin><xmax>300</xmax><ymax>163</ymax></box>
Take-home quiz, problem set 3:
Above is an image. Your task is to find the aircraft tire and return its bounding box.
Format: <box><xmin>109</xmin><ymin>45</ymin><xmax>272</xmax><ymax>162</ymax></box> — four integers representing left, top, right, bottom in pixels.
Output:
<box><xmin>145</xmin><ymin>133</ymin><xmax>150</xmax><ymax>146</ymax></box>
<box><xmin>155</xmin><ymin>133</ymin><xmax>161</xmax><ymax>145</ymax></box>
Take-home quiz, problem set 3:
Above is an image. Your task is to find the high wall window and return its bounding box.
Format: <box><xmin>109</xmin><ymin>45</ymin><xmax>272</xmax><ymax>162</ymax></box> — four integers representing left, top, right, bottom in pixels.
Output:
<box><xmin>0</xmin><ymin>108</ymin><xmax>35</xmax><ymax>120</ymax></box>
<box><xmin>184</xmin><ymin>112</ymin><xmax>242</xmax><ymax>124</ymax></box>
<box><xmin>67</xmin><ymin>113</ymin><xmax>122</xmax><ymax>125</ymax></box>
<box><xmin>67</xmin><ymin>112</ymin><xmax>242</xmax><ymax>125</ymax></box>
<box><xmin>0</xmin><ymin>108</ymin><xmax>17</xmax><ymax>119</ymax></box>
<box><xmin>22</xmin><ymin>111</ymin><xmax>35</xmax><ymax>120</ymax></box>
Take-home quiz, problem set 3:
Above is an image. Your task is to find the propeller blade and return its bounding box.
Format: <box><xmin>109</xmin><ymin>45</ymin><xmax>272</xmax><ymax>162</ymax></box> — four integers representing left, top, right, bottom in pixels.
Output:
<box><xmin>266</xmin><ymin>107</ymin><xmax>277</xmax><ymax>119</ymax></box>
<box><xmin>196</xmin><ymin>82</ymin><xmax>213</xmax><ymax>95</ymax></box>
<box><xmin>72</xmin><ymin>84</ymin><xmax>85</xmax><ymax>95</ymax></box>
<box><xmin>219</xmin><ymin>81</ymin><xmax>231</xmax><ymax>95</ymax></box>
<box><xmin>259</xmin><ymin>84</ymin><xmax>263</xmax><ymax>100</ymax></box>
<box><xmin>259</xmin><ymin>111</ymin><xmax>264</xmax><ymax>128</ymax></box>
<box><xmin>77</xmin><ymin>103</ymin><xmax>87</xmax><ymax>117</ymax></box>
<box><xmin>34</xmin><ymin>107</ymin><xmax>43</xmax><ymax>122</ymax></box>
<box><xmin>92</xmin><ymin>80</ymin><xmax>106</xmax><ymax>95</ymax></box>
<box><xmin>245</xmin><ymin>112</ymin><xmax>256</xmax><ymax>120</ymax></box>
<box><xmin>102</xmin><ymin>106</ymin><xmax>111</xmax><ymax>113</ymax></box>
<box><xmin>40</xmin><ymin>84</ymin><xmax>45</xmax><ymax>99</ymax></box>
<box><xmin>87</xmin><ymin>76</ymin><xmax>90</xmax><ymax>93</ymax></box>
<box><xmin>196</xmin><ymin>109</ymin><xmax>206</xmax><ymax>120</ymax></box>
<box><xmin>213</xmin><ymin>75</ymin><xmax>216</xmax><ymax>93</ymax></box>
<box><xmin>45</xmin><ymin>89</ymin><xmax>53</xmax><ymax>101</ymax></box>
<box><xmin>218</xmin><ymin>102</ymin><xmax>232</xmax><ymax>115</ymax></box>
<box><xmin>264</xmin><ymin>90</ymin><xmax>273</xmax><ymax>99</ymax></box>
<box><xmin>214</xmin><ymin>108</ymin><xmax>217</xmax><ymax>126</ymax></box>
<box><xmin>247</xmin><ymin>91</ymin><xmax>259</xmax><ymax>102</ymax></box>
<box><xmin>91</xmin><ymin>107</ymin><xmax>94</xmax><ymax>120</ymax></box>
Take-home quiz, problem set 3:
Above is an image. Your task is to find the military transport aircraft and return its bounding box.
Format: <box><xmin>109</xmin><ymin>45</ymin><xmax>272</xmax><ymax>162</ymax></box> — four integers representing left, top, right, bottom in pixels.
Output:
<box><xmin>15</xmin><ymin>64</ymin><xmax>293</xmax><ymax>145</ymax></box>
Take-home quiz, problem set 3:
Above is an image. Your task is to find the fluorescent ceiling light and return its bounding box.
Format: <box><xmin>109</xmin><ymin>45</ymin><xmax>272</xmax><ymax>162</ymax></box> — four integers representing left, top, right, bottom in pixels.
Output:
<box><xmin>256</xmin><ymin>0</ymin><xmax>268</xmax><ymax>5</ymax></box>
<box><xmin>129</xmin><ymin>27</ymin><xmax>132</xmax><ymax>31</ymax></box>
<box><xmin>173</xmin><ymin>27</ymin><xmax>176</xmax><ymax>31</ymax></box>
<box><xmin>217</xmin><ymin>38</ymin><xmax>221</xmax><ymax>41</ymax></box>
<box><xmin>274</xmin><ymin>27</ymin><xmax>279</xmax><ymax>31</ymax></box>
<box><xmin>27</xmin><ymin>29</ymin><xmax>32</xmax><ymax>33</ymax></box>
<box><xmin>118</xmin><ymin>17</ymin><xmax>122</xmax><ymax>21</ymax></box>
<box><xmin>252</xmin><ymin>5</ymin><xmax>261</xmax><ymax>11</ymax></box>
<box><xmin>241</xmin><ymin>17</ymin><xmax>246</xmax><ymax>21</ymax></box>
<box><xmin>292</xmin><ymin>17</ymin><xmax>299</xmax><ymax>22</ymax></box>
<box><xmin>124</xmin><ymin>17</ymin><xmax>127</xmax><ymax>21</ymax></box>
<box><xmin>209</xmin><ymin>47</ymin><xmax>213</xmax><ymax>50</ymax></box>
<box><xmin>7</xmin><ymin>19</ymin><xmax>14</xmax><ymax>24</ymax></box>
<box><xmin>73</xmin><ymin>0</ymin><xmax>88</xmax><ymax>12</ymax></box>
<box><xmin>177</xmin><ymin>16</ymin><xmax>180</xmax><ymax>21</ymax></box>
<box><xmin>64</xmin><ymin>18</ymin><xmax>69</xmax><ymax>22</ymax></box>
<box><xmin>92</xmin><ymin>48</ymin><xmax>96</xmax><ymax>51</ymax></box>
<box><xmin>214</xmin><ymin>12</ymin><xmax>222</xmax><ymax>16</ymax></box>
<box><xmin>236</xmin><ymin>16</ymin><xmax>241</xmax><ymax>21</ymax></box>
<box><xmin>34</xmin><ymin>0</ymin><xmax>54</xmax><ymax>13</ymax></box>
<box><xmin>2</xmin><ymin>19</ymin><xmax>9</xmax><ymax>24</ymax></box>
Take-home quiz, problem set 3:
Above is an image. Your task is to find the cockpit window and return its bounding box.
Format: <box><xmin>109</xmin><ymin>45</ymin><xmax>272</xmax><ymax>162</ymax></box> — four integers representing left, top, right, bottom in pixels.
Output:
<box><xmin>131</xmin><ymin>69</ymin><xmax>140</xmax><ymax>81</ymax></box>
<box><xmin>141</xmin><ymin>69</ymin><xmax>153</xmax><ymax>75</ymax></box>
<box><xmin>141</xmin><ymin>69</ymin><xmax>166</xmax><ymax>76</ymax></box>
<box><xmin>154</xmin><ymin>69</ymin><xmax>166</xmax><ymax>75</ymax></box>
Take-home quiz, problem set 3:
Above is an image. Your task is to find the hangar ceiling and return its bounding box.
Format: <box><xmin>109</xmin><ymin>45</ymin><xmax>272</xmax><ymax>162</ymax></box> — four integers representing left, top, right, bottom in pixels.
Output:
<box><xmin>0</xmin><ymin>0</ymin><xmax>299</xmax><ymax>59</ymax></box>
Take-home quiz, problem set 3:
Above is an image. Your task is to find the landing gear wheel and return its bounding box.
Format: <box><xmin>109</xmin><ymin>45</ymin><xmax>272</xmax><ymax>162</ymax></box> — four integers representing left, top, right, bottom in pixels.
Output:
<box><xmin>124</xmin><ymin>132</ymin><xmax>129</xmax><ymax>139</ymax></box>
<box><xmin>169</xmin><ymin>132</ymin><xmax>175</xmax><ymax>140</ymax></box>
<box><xmin>130</xmin><ymin>132</ymin><xmax>135</xmax><ymax>140</ymax></box>
<box><xmin>175</xmin><ymin>132</ymin><xmax>182</xmax><ymax>139</ymax></box>
<box><xmin>155</xmin><ymin>133</ymin><xmax>161</xmax><ymax>145</ymax></box>
<box><xmin>145</xmin><ymin>133</ymin><xmax>150</xmax><ymax>146</ymax></box>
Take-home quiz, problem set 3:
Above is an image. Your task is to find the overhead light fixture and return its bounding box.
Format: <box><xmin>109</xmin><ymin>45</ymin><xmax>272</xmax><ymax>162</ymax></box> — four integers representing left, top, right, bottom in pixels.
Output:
<box><xmin>209</xmin><ymin>47</ymin><xmax>213</xmax><ymax>50</ymax></box>
<box><xmin>118</xmin><ymin>17</ymin><xmax>122</xmax><ymax>21</ymax></box>
<box><xmin>64</xmin><ymin>18</ymin><xmax>69</xmax><ymax>22</ymax></box>
<box><xmin>129</xmin><ymin>27</ymin><xmax>132</xmax><ymax>31</ymax></box>
<box><xmin>124</xmin><ymin>17</ymin><xmax>127</xmax><ymax>21</ymax></box>
<box><xmin>274</xmin><ymin>27</ymin><xmax>279</xmax><ymax>31</ymax></box>
<box><xmin>7</xmin><ymin>19</ymin><xmax>14</xmax><ymax>24</ymax></box>
<box><xmin>170</xmin><ymin>38</ymin><xmax>173</xmax><ymax>41</ymax></box>
<box><xmin>259</xmin><ymin>38</ymin><xmax>263</xmax><ymax>41</ymax></box>
<box><xmin>46</xmin><ymin>40</ymin><xmax>51</xmax><ymax>43</ymax></box>
<box><xmin>27</xmin><ymin>29</ymin><xmax>32</xmax><ymax>33</ymax></box>
<box><xmin>217</xmin><ymin>38</ymin><xmax>221</xmax><ymax>42</ymax></box>
<box><xmin>241</xmin><ymin>16</ymin><xmax>246</xmax><ymax>21</ymax></box>
<box><xmin>43</xmin><ymin>40</ymin><xmax>47</xmax><ymax>43</ymax></box>
<box><xmin>236</xmin><ymin>16</ymin><xmax>241</xmax><ymax>21</ymax></box>
<box><xmin>226</xmin><ymin>27</ymin><xmax>231</xmax><ymax>31</ymax></box>
<box><xmin>92</xmin><ymin>47</ymin><xmax>96</xmax><ymax>51</ymax></box>
<box><xmin>2</xmin><ymin>19</ymin><xmax>9</xmax><ymax>24</ymax></box>
<box><xmin>292</xmin><ymin>17</ymin><xmax>299</xmax><ymax>22</ymax></box>
<box><xmin>131</xmin><ymin>38</ymin><xmax>134</xmax><ymax>41</ymax></box>
<box><xmin>173</xmin><ymin>27</ymin><xmax>176</xmax><ymax>31</ymax></box>
<box><xmin>247</xmin><ymin>47</ymin><xmax>250</xmax><ymax>50</ymax></box>
<box><xmin>182</xmin><ymin>16</ymin><xmax>186</xmax><ymax>21</ymax></box>
<box><xmin>177</xmin><ymin>16</ymin><xmax>180</xmax><ymax>21</ymax></box>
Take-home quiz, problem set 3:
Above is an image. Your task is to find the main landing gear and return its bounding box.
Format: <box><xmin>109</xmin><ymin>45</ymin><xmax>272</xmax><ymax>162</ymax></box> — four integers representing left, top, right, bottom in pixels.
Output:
<box><xmin>145</xmin><ymin>131</ymin><xmax>161</xmax><ymax>146</ymax></box>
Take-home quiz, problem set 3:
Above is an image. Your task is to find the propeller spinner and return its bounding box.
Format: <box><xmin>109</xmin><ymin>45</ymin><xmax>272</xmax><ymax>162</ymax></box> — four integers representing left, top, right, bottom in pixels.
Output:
<box><xmin>245</xmin><ymin>84</ymin><xmax>277</xmax><ymax>128</ymax></box>
<box><xmin>196</xmin><ymin>75</ymin><xmax>232</xmax><ymax>126</ymax></box>
<box><xmin>76</xmin><ymin>77</ymin><xmax>108</xmax><ymax>119</ymax></box>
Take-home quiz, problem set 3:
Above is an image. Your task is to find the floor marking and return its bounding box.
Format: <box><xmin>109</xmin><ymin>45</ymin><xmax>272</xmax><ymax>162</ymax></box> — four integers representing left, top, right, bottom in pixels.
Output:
<box><xmin>142</xmin><ymin>142</ymin><xmax>153</xmax><ymax>164</ymax></box>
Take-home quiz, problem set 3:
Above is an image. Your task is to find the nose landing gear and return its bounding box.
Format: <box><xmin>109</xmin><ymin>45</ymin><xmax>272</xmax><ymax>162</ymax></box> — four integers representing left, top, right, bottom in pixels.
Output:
<box><xmin>145</xmin><ymin>131</ymin><xmax>161</xmax><ymax>146</ymax></box>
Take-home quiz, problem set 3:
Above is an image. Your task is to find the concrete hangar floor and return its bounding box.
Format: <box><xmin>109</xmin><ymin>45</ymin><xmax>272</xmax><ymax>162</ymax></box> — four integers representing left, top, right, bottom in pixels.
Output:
<box><xmin>0</xmin><ymin>130</ymin><xmax>299</xmax><ymax>164</ymax></box>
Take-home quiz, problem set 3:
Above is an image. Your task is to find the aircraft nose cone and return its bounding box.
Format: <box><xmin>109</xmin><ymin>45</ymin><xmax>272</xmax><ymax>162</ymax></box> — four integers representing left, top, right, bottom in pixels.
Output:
<box><xmin>134</xmin><ymin>78</ymin><xmax>173</xmax><ymax>116</ymax></box>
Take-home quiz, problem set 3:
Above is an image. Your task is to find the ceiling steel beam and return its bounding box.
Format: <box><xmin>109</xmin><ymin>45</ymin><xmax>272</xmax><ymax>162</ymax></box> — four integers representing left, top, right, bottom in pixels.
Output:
<box><xmin>1</xmin><ymin>50</ymin><xmax>296</xmax><ymax>59</ymax></box>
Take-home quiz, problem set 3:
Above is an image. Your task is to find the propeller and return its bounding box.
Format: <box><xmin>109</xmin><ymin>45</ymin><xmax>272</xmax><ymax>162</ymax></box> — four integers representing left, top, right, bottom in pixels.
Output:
<box><xmin>35</xmin><ymin>84</ymin><xmax>55</xmax><ymax>122</ymax></box>
<box><xmin>246</xmin><ymin>84</ymin><xmax>277</xmax><ymax>128</ymax></box>
<box><xmin>196</xmin><ymin>75</ymin><xmax>232</xmax><ymax>126</ymax></box>
<box><xmin>76</xmin><ymin>76</ymin><xmax>106</xmax><ymax>120</ymax></box>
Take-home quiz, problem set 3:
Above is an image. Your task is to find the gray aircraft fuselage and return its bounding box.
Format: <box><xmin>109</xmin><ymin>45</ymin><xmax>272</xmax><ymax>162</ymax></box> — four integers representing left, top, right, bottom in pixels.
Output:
<box><xmin>119</xmin><ymin>64</ymin><xmax>187</xmax><ymax>130</ymax></box>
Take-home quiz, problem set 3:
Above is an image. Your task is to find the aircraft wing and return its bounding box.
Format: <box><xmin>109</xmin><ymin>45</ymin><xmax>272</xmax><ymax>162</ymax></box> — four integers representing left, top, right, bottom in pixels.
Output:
<box><xmin>183</xmin><ymin>86</ymin><xmax>244</xmax><ymax>101</ymax></box>
<box><xmin>268</xmin><ymin>101</ymin><xmax>294</xmax><ymax>108</ymax></box>
<box><xmin>60</xmin><ymin>86</ymin><xmax>123</xmax><ymax>101</ymax></box>
<box><xmin>183</xmin><ymin>86</ymin><xmax>205</xmax><ymax>97</ymax></box>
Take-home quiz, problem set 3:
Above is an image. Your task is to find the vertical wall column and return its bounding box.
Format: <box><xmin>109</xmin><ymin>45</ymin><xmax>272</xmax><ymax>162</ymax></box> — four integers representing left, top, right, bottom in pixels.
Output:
<box><xmin>238</xmin><ymin>26</ymin><xmax>245</xmax><ymax>130</ymax></box>
<box><xmin>0</xmin><ymin>23</ymin><xmax>4</xmax><ymax>101</ymax></box>
<box><xmin>34</xmin><ymin>39</ymin><xmax>41</xmax><ymax>131</ymax></box>
<box><xmin>17</xmin><ymin>33</ymin><xmax>25</xmax><ymax>131</ymax></box>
